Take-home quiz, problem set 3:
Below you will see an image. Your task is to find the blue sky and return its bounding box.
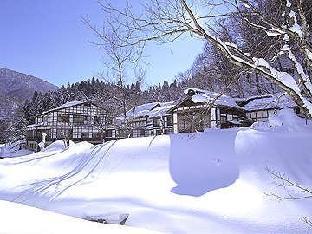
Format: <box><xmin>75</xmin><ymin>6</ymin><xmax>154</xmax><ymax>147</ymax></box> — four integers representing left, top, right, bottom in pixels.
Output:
<box><xmin>0</xmin><ymin>0</ymin><xmax>204</xmax><ymax>87</ymax></box>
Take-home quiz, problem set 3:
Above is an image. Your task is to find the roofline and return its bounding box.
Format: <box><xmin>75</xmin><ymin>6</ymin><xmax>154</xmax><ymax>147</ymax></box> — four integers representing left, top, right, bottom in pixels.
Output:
<box><xmin>236</xmin><ymin>94</ymin><xmax>274</xmax><ymax>107</ymax></box>
<box><xmin>244</xmin><ymin>107</ymin><xmax>282</xmax><ymax>112</ymax></box>
<box><xmin>42</xmin><ymin>100</ymin><xmax>98</xmax><ymax>115</ymax></box>
<box><xmin>169</xmin><ymin>95</ymin><xmax>243</xmax><ymax>112</ymax></box>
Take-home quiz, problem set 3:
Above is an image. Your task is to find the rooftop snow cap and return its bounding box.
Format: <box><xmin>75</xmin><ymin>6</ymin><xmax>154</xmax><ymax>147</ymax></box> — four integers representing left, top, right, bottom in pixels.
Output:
<box><xmin>240</xmin><ymin>93</ymin><xmax>296</xmax><ymax>111</ymax></box>
<box><xmin>184</xmin><ymin>88</ymin><xmax>238</xmax><ymax>108</ymax></box>
<box><xmin>42</xmin><ymin>101</ymin><xmax>86</xmax><ymax>114</ymax></box>
<box><xmin>126</xmin><ymin>102</ymin><xmax>160</xmax><ymax>119</ymax></box>
<box><xmin>126</xmin><ymin>101</ymin><xmax>177</xmax><ymax>119</ymax></box>
<box><xmin>149</xmin><ymin>101</ymin><xmax>176</xmax><ymax>117</ymax></box>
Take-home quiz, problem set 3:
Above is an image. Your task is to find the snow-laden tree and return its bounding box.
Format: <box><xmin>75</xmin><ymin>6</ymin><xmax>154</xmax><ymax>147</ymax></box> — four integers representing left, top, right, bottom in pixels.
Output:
<box><xmin>97</xmin><ymin>0</ymin><xmax>312</xmax><ymax>116</ymax></box>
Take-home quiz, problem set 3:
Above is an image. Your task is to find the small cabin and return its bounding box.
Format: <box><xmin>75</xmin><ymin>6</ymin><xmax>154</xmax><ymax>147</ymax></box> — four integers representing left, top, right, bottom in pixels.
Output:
<box><xmin>126</xmin><ymin>101</ymin><xmax>175</xmax><ymax>137</ymax></box>
<box><xmin>26</xmin><ymin>100</ymin><xmax>108</xmax><ymax>151</ymax></box>
<box><xmin>170</xmin><ymin>88</ymin><xmax>248</xmax><ymax>133</ymax></box>
<box><xmin>236</xmin><ymin>93</ymin><xmax>297</xmax><ymax>122</ymax></box>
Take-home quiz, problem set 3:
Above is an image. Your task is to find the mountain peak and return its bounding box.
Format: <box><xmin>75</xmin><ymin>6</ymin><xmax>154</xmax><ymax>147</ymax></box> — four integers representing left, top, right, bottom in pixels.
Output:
<box><xmin>0</xmin><ymin>68</ymin><xmax>58</xmax><ymax>119</ymax></box>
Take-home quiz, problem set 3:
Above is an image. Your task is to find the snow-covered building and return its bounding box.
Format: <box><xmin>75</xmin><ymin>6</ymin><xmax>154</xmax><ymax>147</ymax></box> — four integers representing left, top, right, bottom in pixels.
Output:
<box><xmin>236</xmin><ymin>93</ymin><xmax>297</xmax><ymax>122</ymax></box>
<box><xmin>170</xmin><ymin>88</ymin><xmax>248</xmax><ymax>133</ymax></box>
<box><xmin>26</xmin><ymin>101</ymin><xmax>108</xmax><ymax>150</ymax></box>
<box><xmin>126</xmin><ymin>101</ymin><xmax>176</xmax><ymax>137</ymax></box>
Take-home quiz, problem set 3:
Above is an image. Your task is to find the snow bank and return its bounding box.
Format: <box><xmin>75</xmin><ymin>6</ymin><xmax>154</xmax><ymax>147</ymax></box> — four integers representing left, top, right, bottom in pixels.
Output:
<box><xmin>0</xmin><ymin>200</ymin><xmax>159</xmax><ymax>234</ymax></box>
<box><xmin>170</xmin><ymin>129</ymin><xmax>239</xmax><ymax>196</ymax></box>
<box><xmin>43</xmin><ymin>140</ymin><xmax>76</xmax><ymax>152</ymax></box>
<box><xmin>251</xmin><ymin>108</ymin><xmax>312</xmax><ymax>132</ymax></box>
<box><xmin>0</xmin><ymin>114</ymin><xmax>312</xmax><ymax>233</ymax></box>
<box><xmin>0</xmin><ymin>140</ymin><xmax>31</xmax><ymax>158</ymax></box>
<box><xmin>243</xmin><ymin>93</ymin><xmax>296</xmax><ymax>111</ymax></box>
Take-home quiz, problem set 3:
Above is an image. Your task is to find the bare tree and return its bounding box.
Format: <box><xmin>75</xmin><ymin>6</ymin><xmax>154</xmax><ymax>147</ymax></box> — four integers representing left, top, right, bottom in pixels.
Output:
<box><xmin>83</xmin><ymin>12</ymin><xmax>143</xmax><ymax>119</ymax></box>
<box><xmin>95</xmin><ymin>0</ymin><xmax>312</xmax><ymax>117</ymax></box>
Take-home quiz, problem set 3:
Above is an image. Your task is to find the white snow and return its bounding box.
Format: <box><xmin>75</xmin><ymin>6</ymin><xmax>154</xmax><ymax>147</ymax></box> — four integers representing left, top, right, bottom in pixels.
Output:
<box><xmin>126</xmin><ymin>101</ymin><xmax>176</xmax><ymax>119</ymax></box>
<box><xmin>185</xmin><ymin>88</ymin><xmax>238</xmax><ymax>107</ymax></box>
<box><xmin>148</xmin><ymin>101</ymin><xmax>176</xmax><ymax>117</ymax></box>
<box><xmin>0</xmin><ymin>112</ymin><xmax>312</xmax><ymax>233</ymax></box>
<box><xmin>0</xmin><ymin>200</ymin><xmax>159</xmax><ymax>234</ymax></box>
<box><xmin>266</xmin><ymin>31</ymin><xmax>281</xmax><ymax>37</ymax></box>
<box><xmin>251</xmin><ymin>108</ymin><xmax>310</xmax><ymax>132</ymax></box>
<box><xmin>126</xmin><ymin>102</ymin><xmax>160</xmax><ymax>119</ymax></box>
<box><xmin>286</xmin><ymin>0</ymin><xmax>291</xmax><ymax>7</ymax></box>
<box><xmin>243</xmin><ymin>93</ymin><xmax>296</xmax><ymax>111</ymax></box>
<box><xmin>42</xmin><ymin>100</ymin><xmax>85</xmax><ymax>114</ymax></box>
<box><xmin>0</xmin><ymin>140</ymin><xmax>31</xmax><ymax>158</ymax></box>
<box><xmin>288</xmin><ymin>10</ymin><xmax>303</xmax><ymax>38</ymax></box>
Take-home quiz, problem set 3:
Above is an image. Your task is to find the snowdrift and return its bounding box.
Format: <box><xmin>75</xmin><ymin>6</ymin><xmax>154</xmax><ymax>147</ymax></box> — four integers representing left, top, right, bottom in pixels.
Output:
<box><xmin>0</xmin><ymin>111</ymin><xmax>312</xmax><ymax>233</ymax></box>
<box><xmin>0</xmin><ymin>200</ymin><xmax>159</xmax><ymax>234</ymax></box>
<box><xmin>0</xmin><ymin>140</ymin><xmax>31</xmax><ymax>158</ymax></box>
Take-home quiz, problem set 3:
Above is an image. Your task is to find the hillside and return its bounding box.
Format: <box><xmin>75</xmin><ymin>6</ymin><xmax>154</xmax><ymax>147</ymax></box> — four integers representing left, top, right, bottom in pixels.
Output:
<box><xmin>0</xmin><ymin>68</ymin><xmax>58</xmax><ymax>119</ymax></box>
<box><xmin>0</xmin><ymin>110</ymin><xmax>311</xmax><ymax>233</ymax></box>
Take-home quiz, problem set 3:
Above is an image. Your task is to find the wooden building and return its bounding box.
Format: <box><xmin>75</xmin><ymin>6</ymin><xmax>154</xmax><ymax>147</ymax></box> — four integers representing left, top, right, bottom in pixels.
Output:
<box><xmin>126</xmin><ymin>101</ymin><xmax>176</xmax><ymax>137</ymax></box>
<box><xmin>26</xmin><ymin>100</ymin><xmax>109</xmax><ymax>150</ymax></box>
<box><xmin>236</xmin><ymin>93</ymin><xmax>297</xmax><ymax>122</ymax></box>
<box><xmin>170</xmin><ymin>88</ymin><xmax>248</xmax><ymax>133</ymax></box>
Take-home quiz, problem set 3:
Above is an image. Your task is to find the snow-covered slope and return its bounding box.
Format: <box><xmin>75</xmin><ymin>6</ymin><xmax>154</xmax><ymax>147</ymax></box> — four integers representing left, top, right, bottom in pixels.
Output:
<box><xmin>0</xmin><ymin>111</ymin><xmax>311</xmax><ymax>233</ymax></box>
<box><xmin>0</xmin><ymin>68</ymin><xmax>58</xmax><ymax>120</ymax></box>
<box><xmin>0</xmin><ymin>200</ymin><xmax>159</xmax><ymax>234</ymax></box>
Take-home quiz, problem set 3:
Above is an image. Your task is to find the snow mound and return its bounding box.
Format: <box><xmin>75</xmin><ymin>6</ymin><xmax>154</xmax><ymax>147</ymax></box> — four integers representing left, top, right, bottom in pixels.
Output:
<box><xmin>242</xmin><ymin>93</ymin><xmax>295</xmax><ymax>111</ymax></box>
<box><xmin>0</xmin><ymin>140</ymin><xmax>31</xmax><ymax>158</ymax></box>
<box><xmin>170</xmin><ymin>129</ymin><xmax>239</xmax><ymax>196</ymax></box>
<box><xmin>43</xmin><ymin>140</ymin><xmax>76</xmax><ymax>152</ymax></box>
<box><xmin>0</xmin><ymin>200</ymin><xmax>159</xmax><ymax>234</ymax></box>
<box><xmin>251</xmin><ymin>108</ymin><xmax>311</xmax><ymax>132</ymax></box>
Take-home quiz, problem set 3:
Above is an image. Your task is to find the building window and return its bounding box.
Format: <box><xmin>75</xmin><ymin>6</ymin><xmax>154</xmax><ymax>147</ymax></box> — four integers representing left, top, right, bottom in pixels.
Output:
<box><xmin>153</xmin><ymin>118</ymin><xmax>160</xmax><ymax>127</ymax></box>
<box><xmin>106</xmin><ymin>130</ymin><xmax>113</xmax><ymax>138</ymax></box>
<box><xmin>73</xmin><ymin>115</ymin><xmax>84</xmax><ymax>125</ymax></box>
<box><xmin>81</xmin><ymin>132</ymin><xmax>89</xmax><ymax>139</ymax></box>
<box><xmin>220</xmin><ymin>114</ymin><xmax>227</xmax><ymax>124</ymax></box>
<box><xmin>94</xmin><ymin>116</ymin><xmax>101</xmax><ymax>125</ymax></box>
<box><xmin>140</xmin><ymin>129</ymin><xmax>145</xmax><ymax>137</ymax></box>
<box><xmin>105</xmin><ymin>116</ymin><xmax>113</xmax><ymax>125</ymax></box>
<box><xmin>58</xmin><ymin>114</ymin><xmax>69</xmax><ymax>123</ymax></box>
<box><xmin>93</xmin><ymin>132</ymin><xmax>102</xmax><ymax>139</ymax></box>
<box><xmin>166</xmin><ymin>116</ymin><xmax>173</xmax><ymax>126</ymax></box>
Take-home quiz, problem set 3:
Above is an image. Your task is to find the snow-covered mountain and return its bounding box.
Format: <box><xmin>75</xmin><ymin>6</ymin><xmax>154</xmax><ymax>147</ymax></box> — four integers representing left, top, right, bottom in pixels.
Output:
<box><xmin>0</xmin><ymin>68</ymin><xmax>58</xmax><ymax>119</ymax></box>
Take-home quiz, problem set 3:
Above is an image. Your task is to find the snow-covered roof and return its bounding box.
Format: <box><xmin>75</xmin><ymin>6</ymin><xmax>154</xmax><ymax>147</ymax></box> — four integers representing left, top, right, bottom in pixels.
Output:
<box><xmin>241</xmin><ymin>93</ymin><xmax>296</xmax><ymax>111</ymax></box>
<box><xmin>149</xmin><ymin>101</ymin><xmax>176</xmax><ymax>117</ymax></box>
<box><xmin>126</xmin><ymin>102</ymin><xmax>160</xmax><ymax>119</ymax></box>
<box><xmin>26</xmin><ymin>123</ymin><xmax>43</xmax><ymax>129</ymax></box>
<box><xmin>184</xmin><ymin>88</ymin><xmax>238</xmax><ymax>108</ymax></box>
<box><xmin>42</xmin><ymin>101</ymin><xmax>87</xmax><ymax>114</ymax></box>
<box><xmin>26</xmin><ymin>122</ymin><xmax>52</xmax><ymax>130</ymax></box>
<box><xmin>126</xmin><ymin>101</ymin><xmax>176</xmax><ymax>119</ymax></box>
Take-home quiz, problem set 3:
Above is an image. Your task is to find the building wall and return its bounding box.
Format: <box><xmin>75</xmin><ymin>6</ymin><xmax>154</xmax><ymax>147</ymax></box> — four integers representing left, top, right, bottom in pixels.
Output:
<box><xmin>246</xmin><ymin>109</ymin><xmax>278</xmax><ymax>122</ymax></box>
<box><xmin>127</xmin><ymin>115</ymin><xmax>173</xmax><ymax>138</ymax></box>
<box><xmin>172</xmin><ymin>103</ymin><xmax>246</xmax><ymax>133</ymax></box>
<box><xmin>26</xmin><ymin>102</ymin><xmax>108</xmax><ymax>149</ymax></box>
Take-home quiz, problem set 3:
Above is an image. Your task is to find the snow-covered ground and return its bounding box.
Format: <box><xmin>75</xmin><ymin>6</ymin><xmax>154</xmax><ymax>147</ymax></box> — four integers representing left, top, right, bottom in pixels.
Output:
<box><xmin>0</xmin><ymin>200</ymin><xmax>159</xmax><ymax>234</ymax></box>
<box><xmin>0</xmin><ymin>140</ymin><xmax>32</xmax><ymax>158</ymax></box>
<box><xmin>0</xmin><ymin>110</ymin><xmax>311</xmax><ymax>233</ymax></box>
